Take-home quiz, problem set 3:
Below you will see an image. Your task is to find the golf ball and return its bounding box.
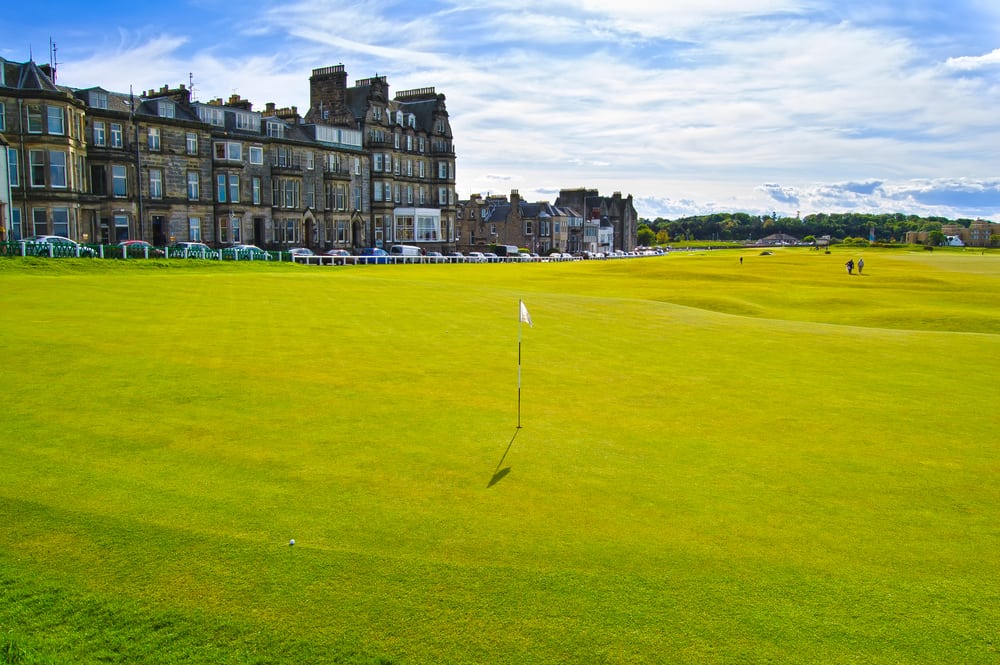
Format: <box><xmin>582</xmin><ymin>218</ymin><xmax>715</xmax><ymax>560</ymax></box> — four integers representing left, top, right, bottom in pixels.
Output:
<box><xmin>289</xmin><ymin>539</ymin><xmax>295</xmax><ymax>546</ymax></box>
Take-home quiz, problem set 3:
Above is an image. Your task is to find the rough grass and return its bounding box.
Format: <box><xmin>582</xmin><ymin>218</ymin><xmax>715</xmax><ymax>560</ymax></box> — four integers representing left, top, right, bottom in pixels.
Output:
<box><xmin>1</xmin><ymin>248</ymin><xmax>998</xmax><ymax>664</ymax></box>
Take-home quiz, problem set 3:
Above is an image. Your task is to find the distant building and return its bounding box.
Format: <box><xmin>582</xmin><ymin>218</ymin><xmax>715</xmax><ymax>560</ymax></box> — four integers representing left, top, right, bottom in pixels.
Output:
<box><xmin>554</xmin><ymin>188</ymin><xmax>638</xmax><ymax>253</ymax></box>
<box><xmin>456</xmin><ymin>189</ymin><xmax>578</xmax><ymax>254</ymax></box>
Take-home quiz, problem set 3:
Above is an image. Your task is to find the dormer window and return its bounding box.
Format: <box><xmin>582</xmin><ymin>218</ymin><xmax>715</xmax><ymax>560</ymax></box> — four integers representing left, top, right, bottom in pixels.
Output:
<box><xmin>158</xmin><ymin>101</ymin><xmax>175</xmax><ymax>118</ymax></box>
<box><xmin>267</xmin><ymin>121</ymin><xmax>284</xmax><ymax>138</ymax></box>
<box><xmin>396</xmin><ymin>110</ymin><xmax>404</xmax><ymax>125</ymax></box>
<box><xmin>89</xmin><ymin>91</ymin><xmax>109</xmax><ymax>109</ymax></box>
<box><xmin>408</xmin><ymin>114</ymin><xmax>416</xmax><ymax>128</ymax></box>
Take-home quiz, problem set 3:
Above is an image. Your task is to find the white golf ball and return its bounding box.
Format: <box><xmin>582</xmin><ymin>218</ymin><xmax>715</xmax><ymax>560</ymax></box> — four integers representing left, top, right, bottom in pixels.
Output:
<box><xmin>289</xmin><ymin>539</ymin><xmax>295</xmax><ymax>546</ymax></box>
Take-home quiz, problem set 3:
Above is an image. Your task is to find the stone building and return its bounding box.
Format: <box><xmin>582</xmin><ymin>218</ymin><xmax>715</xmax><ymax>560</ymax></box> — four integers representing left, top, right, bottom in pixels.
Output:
<box><xmin>456</xmin><ymin>189</ymin><xmax>579</xmax><ymax>254</ymax></box>
<box><xmin>2</xmin><ymin>57</ymin><xmax>454</xmax><ymax>252</ymax></box>
<box><xmin>554</xmin><ymin>188</ymin><xmax>638</xmax><ymax>254</ymax></box>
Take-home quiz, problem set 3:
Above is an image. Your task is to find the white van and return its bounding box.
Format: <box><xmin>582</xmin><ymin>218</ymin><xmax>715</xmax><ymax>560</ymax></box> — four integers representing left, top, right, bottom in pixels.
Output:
<box><xmin>389</xmin><ymin>244</ymin><xmax>422</xmax><ymax>258</ymax></box>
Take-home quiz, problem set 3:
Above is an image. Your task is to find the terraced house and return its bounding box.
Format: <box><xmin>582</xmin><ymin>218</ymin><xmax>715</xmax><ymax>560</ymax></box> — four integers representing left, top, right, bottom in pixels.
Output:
<box><xmin>1</xmin><ymin>58</ymin><xmax>456</xmax><ymax>253</ymax></box>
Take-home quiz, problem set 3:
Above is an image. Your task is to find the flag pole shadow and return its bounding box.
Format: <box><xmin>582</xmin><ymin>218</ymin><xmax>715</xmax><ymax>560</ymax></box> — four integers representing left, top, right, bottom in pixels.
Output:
<box><xmin>487</xmin><ymin>428</ymin><xmax>520</xmax><ymax>488</ymax></box>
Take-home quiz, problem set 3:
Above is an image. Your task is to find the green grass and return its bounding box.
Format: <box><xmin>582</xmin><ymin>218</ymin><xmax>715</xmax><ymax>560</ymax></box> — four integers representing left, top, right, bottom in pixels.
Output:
<box><xmin>1</xmin><ymin>248</ymin><xmax>998</xmax><ymax>664</ymax></box>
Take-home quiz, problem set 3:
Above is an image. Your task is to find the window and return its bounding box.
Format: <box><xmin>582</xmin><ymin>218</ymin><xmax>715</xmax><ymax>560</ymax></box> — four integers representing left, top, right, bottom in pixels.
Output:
<box><xmin>217</xmin><ymin>174</ymin><xmax>227</xmax><ymax>203</ymax></box>
<box><xmin>8</xmin><ymin>148</ymin><xmax>19</xmax><ymax>187</ymax></box>
<box><xmin>438</xmin><ymin>162</ymin><xmax>448</xmax><ymax>179</ymax></box>
<box><xmin>198</xmin><ymin>106</ymin><xmax>225</xmax><ymax>126</ymax></box>
<box><xmin>373</xmin><ymin>154</ymin><xmax>383</xmax><ymax>172</ymax></box>
<box><xmin>148</xmin><ymin>127</ymin><xmax>161</xmax><ymax>151</ymax></box>
<box><xmin>11</xmin><ymin>208</ymin><xmax>22</xmax><ymax>240</ymax></box>
<box><xmin>47</xmin><ymin>106</ymin><xmax>65</xmax><ymax>135</ymax></box>
<box><xmin>228</xmin><ymin>174</ymin><xmax>240</xmax><ymax>203</ymax></box>
<box><xmin>90</xmin><ymin>91</ymin><xmax>109</xmax><ymax>109</ymax></box>
<box><xmin>150</xmin><ymin>169</ymin><xmax>163</xmax><ymax>199</ymax></box>
<box><xmin>419</xmin><ymin>161</ymin><xmax>425</xmax><ymax>178</ymax></box>
<box><xmin>252</xmin><ymin>177</ymin><xmax>262</xmax><ymax>205</ymax></box>
<box><xmin>33</xmin><ymin>209</ymin><xmax>48</xmax><ymax>235</ymax></box>
<box><xmin>266</xmin><ymin>121</ymin><xmax>284</xmax><ymax>138</ymax></box>
<box><xmin>353</xmin><ymin>186</ymin><xmax>362</xmax><ymax>211</ymax></box>
<box><xmin>112</xmin><ymin>165</ymin><xmax>128</xmax><ymax>197</ymax></box>
<box><xmin>29</xmin><ymin>150</ymin><xmax>45</xmax><ymax>187</ymax></box>
<box><xmin>234</xmin><ymin>112</ymin><xmax>259</xmax><ymax>131</ymax></box>
<box><xmin>158</xmin><ymin>101</ymin><xmax>175</xmax><ymax>118</ymax></box>
<box><xmin>188</xmin><ymin>218</ymin><xmax>202</xmax><ymax>242</ymax></box>
<box><xmin>52</xmin><ymin>208</ymin><xmax>70</xmax><ymax>237</ymax></box>
<box><xmin>394</xmin><ymin>133</ymin><xmax>400</xmax><ymax>149</ymax></box>
<box><xmin>306</xmin><ymin>152</ymin><xmax>314</xmax><ymax>170</ymax></box>
<box><xmin>114</xmin><ymin>214</ymin><xmax>129</xmax><ymax>241</ymax></box>
<box><xmin>49</xmin><ymin>151</ymin><xmax>67</xmax><ymax>188</ymax></box>
<box><xmin>249</xmin><ymin>146</ymin><xmax>263</xmax><ymax>165</ymax></box>
<box><xmin>374</xmin><ymin>181</ymin><xmax>383</xmax><ymax>202</ymax></box>
<box><xmin>111</xmin><ymin>123</ymin><xmax>123</xmax><ymax>148</ymax></box>
<box><xmin>186</xmin><ymin>132</ymin><xmax>198</xmax><ymax>155</ymax></box>
<box><xmin>271</xmin><ymin>178</ymin><xmax>300</xmax><ymax>208</ymax></box>
<box><xmin>0</xmin><ymin>102</ymin><xmax>5</xmax><ymax>132</ymax></box>
<box><xmin>93</xmin><ymin>121</ymin><xmax>106</xmax><ymax>146</ymax></box>
<box><xmin>525</xmin><ymin>220</ymin><xmax>533</xmax><ymax>235</ymax></box>
<box><xmin>27</xmin><ymin>104</ymin><xmax>43</xmax><ymax>133</ymax></box>
<box><xmin>406</xmin><ymin>135</ymin><xmax>413</xmax><ymax>151</ymax></box>
<box><xmin>214</xmin><ymin>141</ymin><xmax>242</xmax><ymax>161</ymax></box>
<box><xmin>90</xmin><ymin>165</ymin><xmax>106</xmax><ymax>195</ymax></box>
<box><xmin>306</xmin><ymin>185</ymin><xmax>315</xmax><ymax>209</ymax></box>
<box><xmin>231</xmin><ymin>217</ymin><xmax>241</xmax><ymax>242</ymax></box>
<box><xmin>354</xmin><ymin>157</ymin><xmax>361</xmax><ymax>175</ymax></box>
<box><xmin>273</xmin><ymin>146</ymin><xmax>294</xmax><ymax>168</ymax></box>
<box><xmin>187</xmin><ymin>171</ymin><xmax>200</xmax><ymax>200</ymax></box>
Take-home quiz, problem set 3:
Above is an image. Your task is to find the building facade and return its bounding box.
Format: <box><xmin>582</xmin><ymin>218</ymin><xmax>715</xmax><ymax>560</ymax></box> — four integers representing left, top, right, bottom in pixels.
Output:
<box><xmin>457</xmin><ymin>190</ymin><xmax>579</xmax><ymax>254</ymax></box>
<box><xmin>2</xmin><ymin>58</ymin><xmax>455</xmax><ymax>252</ymax></box>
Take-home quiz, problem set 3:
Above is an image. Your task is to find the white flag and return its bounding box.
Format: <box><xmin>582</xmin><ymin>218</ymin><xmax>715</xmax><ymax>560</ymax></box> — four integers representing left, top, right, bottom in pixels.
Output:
<box><xmin>519</xmin><ymin>301</ymin><xmax>533</xmax><ymax>327</ymax></box>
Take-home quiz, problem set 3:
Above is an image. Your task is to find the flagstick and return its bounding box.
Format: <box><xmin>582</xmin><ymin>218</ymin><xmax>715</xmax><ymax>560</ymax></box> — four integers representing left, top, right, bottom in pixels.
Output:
<box><xmin>517</xmin><ymin>300</ymin><xmax>523</xmax><ymax>428</ymax></box>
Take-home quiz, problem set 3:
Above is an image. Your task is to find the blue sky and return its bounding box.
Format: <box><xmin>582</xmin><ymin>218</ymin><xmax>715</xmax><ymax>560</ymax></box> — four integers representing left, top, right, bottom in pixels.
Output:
<box><xmin>4</xmin><ymin>0</ymin><xmax>999</xmax><ymax>220</ymax></box>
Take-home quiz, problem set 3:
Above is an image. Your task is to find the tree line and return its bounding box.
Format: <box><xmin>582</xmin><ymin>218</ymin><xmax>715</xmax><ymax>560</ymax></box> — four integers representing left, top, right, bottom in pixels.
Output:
<box><xmin>637</xmin><ymin>212</ymin><xmax>993</xmax><ymax>245</ymax></box>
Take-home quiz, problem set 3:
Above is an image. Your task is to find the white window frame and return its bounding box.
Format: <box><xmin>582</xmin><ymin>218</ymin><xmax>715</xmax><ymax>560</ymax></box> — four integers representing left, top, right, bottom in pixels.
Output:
<box><xmin>249</xmin><ymin>146</ymin><xmax>264</xmax><ymax>165</ymax></box>
<box><xmin>150</xmin><ymin>169</ymin><xmax>163</xmax><ymax>199</ymax></box>
<box><xmin>187</xmin><ymin>171</ymin><xmax>200</xmax><ymax>200</ymax></box>
<box><xmin>93</xmin><ymin>121</ymin><xmax>106</xmax><ymax>146</ymax></box>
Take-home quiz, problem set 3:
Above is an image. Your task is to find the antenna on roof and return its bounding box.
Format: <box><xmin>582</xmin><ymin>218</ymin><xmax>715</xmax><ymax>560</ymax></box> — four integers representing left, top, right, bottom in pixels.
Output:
<box><xmin>49</xmin><ymin>37</ymin><xmax>59</xmax><ymax>83</ymax></box>
<box><xmin>189</xmin><ymin>72</ymin><xmax>196</xmax><ymax>101</ymax></box>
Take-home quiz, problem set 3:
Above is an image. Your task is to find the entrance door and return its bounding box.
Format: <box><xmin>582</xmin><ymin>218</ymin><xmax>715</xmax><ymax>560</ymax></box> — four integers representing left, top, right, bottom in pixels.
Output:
<box><xmin>152</xmin><ymin>216</ymin><xmax>166</xmax><ymax>246</ymax></box>
<box><xmin>253</xmin><ymin>217</ymin><xmax>264</xmax><ymax>247</ymax></box>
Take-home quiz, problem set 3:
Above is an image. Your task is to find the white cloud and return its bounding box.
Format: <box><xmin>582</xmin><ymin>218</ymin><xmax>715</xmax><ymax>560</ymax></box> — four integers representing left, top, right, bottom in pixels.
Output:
<box><xmin>944</xmin><ymin>48</ymin><xmax>1000</xmax><ymax>70</ymax></box>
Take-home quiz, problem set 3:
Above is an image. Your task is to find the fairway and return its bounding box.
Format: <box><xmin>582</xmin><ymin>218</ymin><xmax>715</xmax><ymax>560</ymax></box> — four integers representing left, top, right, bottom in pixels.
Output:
<box><xmin>1</xmin><ymin>249</ymin><xmax>998</xmax><ymax>664</ymax></box>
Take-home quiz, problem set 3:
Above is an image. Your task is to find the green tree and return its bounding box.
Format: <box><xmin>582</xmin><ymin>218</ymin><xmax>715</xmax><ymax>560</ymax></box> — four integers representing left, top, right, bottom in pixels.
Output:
<box><xmin>927</xmin><ymin>230</ymin><xmax>946</xmax><ymax>246</ymax></box>
<box><xmin>637</xmin><ymin>225</ymin><xmax>655</xmax><ymax>246</ymax></box>
<box><xmin>655</xmin><ymin>229</ymin><xmax>670</xmax><ymax>245</ymax></box>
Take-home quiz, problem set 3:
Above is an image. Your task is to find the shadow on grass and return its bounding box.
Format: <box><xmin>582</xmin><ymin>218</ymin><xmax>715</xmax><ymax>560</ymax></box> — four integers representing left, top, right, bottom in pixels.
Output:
<box><xmin>488</xmin><ymin>428</ymin><xmax>520</xmax><ymax>488</ymax></box>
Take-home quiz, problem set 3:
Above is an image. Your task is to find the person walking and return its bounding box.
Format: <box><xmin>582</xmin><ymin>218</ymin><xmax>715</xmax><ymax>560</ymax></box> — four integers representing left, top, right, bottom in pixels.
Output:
<box><xmin>846</xmin><ymin>259</ymin><xmax>854</xmax><ymax>274</ymax></box>
<box><xmin>858</xmin><ymin>257</ymin><xmax>864</xmax><ymax>274</ymax></box>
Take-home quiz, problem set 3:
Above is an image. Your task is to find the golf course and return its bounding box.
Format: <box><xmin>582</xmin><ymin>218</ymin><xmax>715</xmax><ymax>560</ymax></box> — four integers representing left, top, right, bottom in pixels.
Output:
<box><xmin>1</xmin><ymin>247</ymin><xmax>997</xmax><ymax>664</ymax></box>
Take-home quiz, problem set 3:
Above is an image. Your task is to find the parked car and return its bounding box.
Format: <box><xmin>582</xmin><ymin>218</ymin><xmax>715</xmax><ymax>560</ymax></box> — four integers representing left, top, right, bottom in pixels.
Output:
<box><xmin>446</xmin><ymin>251</ymin><xmax>466</xmax><ymax>263</ymax></box>
<box><xmin>356</xmin><ymin>247</ymin><xmax>389</xmax><ymax>264</ymax></box>
<box><xmin>425</xmin><ymin>251</ymin><xmax>445</xmax><ymax>263</ymax></box>
<box><xmin>324</xmin><ymin>249</ymin><xmax>351</xmax><ymax>257</ymax></box>
<box><xmin>118</xmin><ymin>239</ymin><xmax>164</xmax><ymax>257</ymax></box>
<box><xmin>483</xmin><ymin>252</ymin><xmax>499</xmax><ymax>263</ymax></box>
<box><xmin>288</xmin><ymin>247</ymin><xmax>314</xmax><ymax>256</ymax></box>
<box><xmin>466</xmin><ymin>251</ymin><xmax>486</xmax><ymax>263</ymax></box>
<box><xmin>169</xmin><ymin>241</ymin><xmax>220</xmax><ymax>259</ymax></box>
<box><xmin>223</xmin><ymin>244</ymin><xmax>272</xmax><ymax>260</ymax></box>
<box><xmin>21</xmin><ymin>235</ymin><xmax>96</xmax><ymax>257</ymax></box>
